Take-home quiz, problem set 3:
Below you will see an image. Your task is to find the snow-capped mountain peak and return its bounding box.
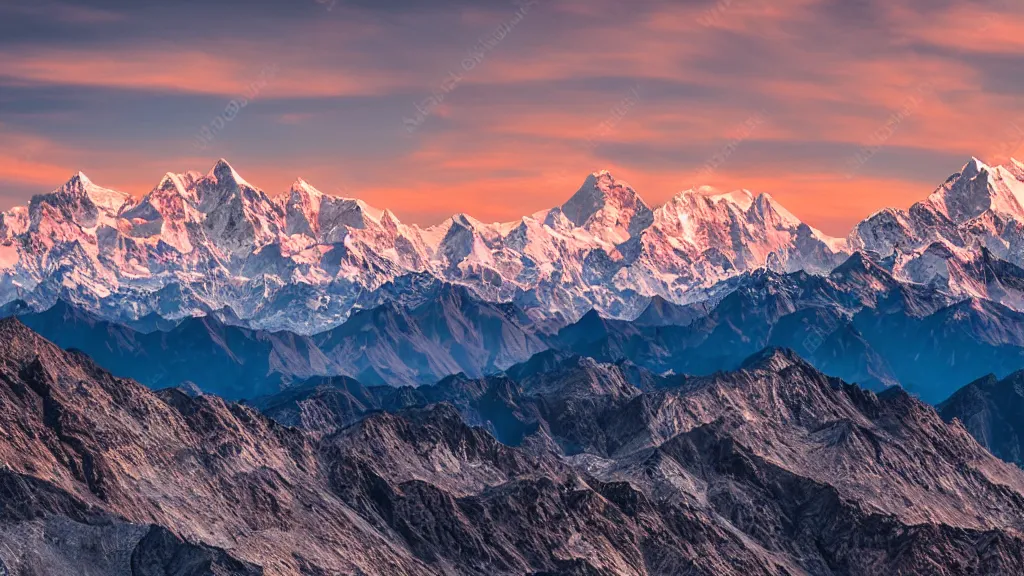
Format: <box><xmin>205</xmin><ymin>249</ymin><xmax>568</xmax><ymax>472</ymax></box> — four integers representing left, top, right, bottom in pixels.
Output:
<box><xmin>207</xmin><ymin>158</ymin><xmax>251</xmax><ymax>188</ymax></box>
<box><xmin>191</xmin><ymin>160</ymin><xmax>286</xmax><ymax>254</ymax></box>
<box><xmin>279</xmin><ymin>176</ymin><xmax>397</xmax><ymax>245</ymax></box>
<box><xmin>26</xmin><ymin>171</ymin><xmax>132</xmax><ymax>235</ymax></box>
<box><xmin>283</xmin><ymin>178</ymin><xmax>324</xmax><ymax>237</ymax></box>
<box><xmin>1</xmin><ymin>160</ymin><xmax>852</xmax><ymax>332</ymax></box>
<box><xmin>71</xmin><ymin>171</ymin><xmax>91</xmax><ymax>186</ymax></box>
<box><xmin>289</xmin><ymin>177</ymin><xmax>322</xmax><ymax>198</ymax></box>
<box><xmin>350</xmin><ymin>198</ymin><xmax>385</xmax><ymax>224</ymax></box>
<box><xmin>559</xmin><ymin>170</ymin><xmax>654</xmax><ymax>244</ymax></box>
<box><xmin>925</xmin><ymin>157</ymin><xmax>1024</xmax><ymax>224</ymax></box>
<box><xmin>153</xmin><ymin>172</ymin><xmax>196</xmax><ymax>200</ymax></box>
<box><xmin>847</xmin><ymin>157</ymin><xmax>1024</xmax><ymax>304</ymax></box>
<box><xmin>379</xmin><ymin>208</ymin><xmax>401</xmax><ymax>227</ymax></box>
<box><xmin>691</xmin><ymin>186</ymin><xmax>756</xmax><ymax>211</ymax></box>
<box><xmin>966</xmin><ymin>156</ymin><xmax>987</xmax><ymax>175</ymax></box>
<box><xmin>642</xmin><ymin>183</ymin><xmax>847</xmax><ymax>285</ymax></box>
<box><xmin>57</xmin><ymin>171</ymin><xmax>131</xmax><ymax>213</ymax></box>
<box><xmin>753</xmin><ymin>191</ymin><xmax>798</xmax><ymax>221</ymax></box>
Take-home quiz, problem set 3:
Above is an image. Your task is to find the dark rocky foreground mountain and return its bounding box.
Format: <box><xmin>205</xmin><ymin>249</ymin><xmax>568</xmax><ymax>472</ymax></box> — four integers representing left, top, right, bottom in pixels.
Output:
<box><xmin>3</xmin><ymin>320</ymin><xmax>1024</xmax><ymax>574</ymax></box>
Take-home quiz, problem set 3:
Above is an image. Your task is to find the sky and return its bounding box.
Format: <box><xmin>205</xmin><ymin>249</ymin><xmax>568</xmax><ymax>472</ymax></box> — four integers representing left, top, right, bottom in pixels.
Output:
<box><xmin>1</xmin><ymin>0</ymin><xmax>1023</xmax><ymax>236</ymax></box>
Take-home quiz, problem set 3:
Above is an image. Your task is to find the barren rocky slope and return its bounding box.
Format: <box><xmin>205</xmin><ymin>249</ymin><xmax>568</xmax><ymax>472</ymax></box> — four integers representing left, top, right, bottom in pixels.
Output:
<box><xmin>3</xmin><ymin>320</ymin><xmax>1024</xmax><ymax>574</ymax></box>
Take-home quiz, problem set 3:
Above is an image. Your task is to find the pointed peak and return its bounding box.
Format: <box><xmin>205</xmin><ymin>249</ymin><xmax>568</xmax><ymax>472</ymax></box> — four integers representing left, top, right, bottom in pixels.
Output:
<box><xmin>560</xmin><ymin>170</ymin><xmax>651</xmax><ymax>234</ymax></box>
<box><xmin>739</xmin><ymin>347</ymin><xmax>808</xmax><ymax>373</ymax></box>
<box><xmin>862</xmin><ymin>206</ymin><xmax>908</xmax><ymax>222</ymax></box>
<box><xmin>0</xmin><ymin>316</ymin><xmax>53</xmax><ymax>359</ymax></box>
<box><xmin>964</xmin><ymin>156</ymin><xmax>989</xmax><ymax>175</ymax></box>
<box><xmin>380</xmin><ymin>208</ymin><xmax>400</xmax><ymax>227</ymax></box>
<box><xmin>577</xmin><ymin>308</ymin><xmax>606</xmax><ymax>324</ymax></box>
<box><xmin>634</xmin><ymin>294</ymin><xmax>704</xmax><ymax>327</ymax></box>
<box><xmin>207</xmin><ymin>158</ymin><xmax>253</xmax><ymax>189</ymax></box>
<box><xmin>752</xmin><ymin>191</ymin><xmax>805</xmax><ymax>226</ymax></box>
<box><xmin>451</xmin><ymin>213</ymin><xmax>479</xmax><ymax>228</ymax></box>
<box><xmin>0</xmin><ymin>315</ymin><xmax>31</xmax><ymax>336</ymax></box>
<box><xmin>40</xmin><ymin>170</ymin><xmax>130</xmax><ymax>213</ymax></box>
<box><xmin>566</xmin><ymin>170</ymin><xmax>636</xmax><ymax>200</ymax></box>
<box><xmin>154</xmin><ymin>172</ymin><xmax>193</xmax><ymax>196</ymax></box>
<box><xmin>288</xmin><ymin>177</ymin><xmax>322</xmax><ymax>197</ymax></box>
<box><xmin>353</xmin><ymin>198</ymin><xmax>385</xmax><ymax>222</ymax></box>
<box><xmin>924</xmin><ymin>156</ymin><xmax>1023</xmax><ymax>223</ymax></box>
<box><xmin>57</xmin><ymin>171</ymin><xmax>93</xmax><ymax>192</ymax></box>
<box><xmin>832</xmin><ymin>251</ymin><xmax>887</xmax><ymax>276</ymax></box>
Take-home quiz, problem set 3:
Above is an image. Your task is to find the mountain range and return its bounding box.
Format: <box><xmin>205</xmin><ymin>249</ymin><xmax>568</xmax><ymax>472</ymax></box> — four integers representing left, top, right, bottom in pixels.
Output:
<box><xmin>6</xmin><ymin>156</ymin><xmax>1001</xmax><ymax>334</ymax></box>
<box><xmin>5</xmin><ymin>319</ymin><xmax>1024</xmax><ymax>575</ymax></box>
<box><xmin>5</xmin><ymin>281</ymin><xmax>546</xmax><ymax>399</ymax></box>
<box><xmin>10</xmin><ymin>254</ymin><xmax>1024</xmax><ymax>403</ymax></box>
<box><xmin>7</xmin><ymin>156</ymin><xmax>1024</xmax><ymax>401</ymax></box>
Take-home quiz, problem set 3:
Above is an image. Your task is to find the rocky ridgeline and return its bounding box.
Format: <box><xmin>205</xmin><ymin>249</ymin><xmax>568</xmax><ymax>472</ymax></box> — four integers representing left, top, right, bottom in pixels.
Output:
<box><xmin>3</xmin><ymin>320</ymin><xmax>1024</xmax><ymax>574</ymax></box>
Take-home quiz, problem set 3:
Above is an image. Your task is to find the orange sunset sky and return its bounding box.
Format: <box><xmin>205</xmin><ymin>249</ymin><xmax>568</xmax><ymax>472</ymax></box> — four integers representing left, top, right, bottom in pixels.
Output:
<box><xmin>1</xmin><ymin>0</ymin><xmax>1023</xmax><ymax>236</ymax></box>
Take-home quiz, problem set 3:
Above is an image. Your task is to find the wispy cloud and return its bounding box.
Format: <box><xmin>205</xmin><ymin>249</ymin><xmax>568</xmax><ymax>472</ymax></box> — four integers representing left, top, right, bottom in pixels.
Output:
<box><xmin>2</xmin><ymin>0</ymin><xmax>1024</xmax><ymax>236</ymax></box>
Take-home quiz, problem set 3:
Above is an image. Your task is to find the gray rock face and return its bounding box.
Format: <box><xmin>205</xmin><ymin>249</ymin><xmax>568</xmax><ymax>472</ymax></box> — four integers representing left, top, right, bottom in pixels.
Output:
<box><xmin>0</xmin><ymin>469</ymin><xmax>261</xmax><ymax>576</ymax></box>
<box><xmin>4</xmin><ymin>319</ymin><xmax>1024</xmax><ymax>575</ymax></box>
<box><xmin>0</xmin><ymin>318</ymin><xmax>429</xmax><ymax>575</ymax></box>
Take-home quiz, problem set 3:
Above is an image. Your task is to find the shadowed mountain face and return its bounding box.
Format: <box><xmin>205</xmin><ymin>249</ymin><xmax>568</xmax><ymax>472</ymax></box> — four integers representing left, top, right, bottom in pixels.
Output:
<box><xmin>251</xmin><ymin>351</ymin><xmax>672</xmax><ymax>449</ymax></box>
<box><xmin>939</xmin><ymin>371</ymin><xmax>1024</xmax><ymax>469</ymax></box>
<box><xmin>5</xmin><ymin>320</ymin><xmax>1024</xmax><ymax>574</ymax></box>
<box><xmin>553</xmin><ymin>256</ymin><xmax>1024</xmax><ymax>403</ymax></box>
<box><xmin>7</xmin><ymin>283</ymin><xmax>545</xmax><ymax>398</ymax></box>
<box><xmin>312</xmin><ymin>283</ymin><xmax>546</xmax><ymax>387</ymax></box>
<box><xmin>12</xmin><ymin>298</ymin><xmax>306</xmax><ymax>399</ymax></box>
